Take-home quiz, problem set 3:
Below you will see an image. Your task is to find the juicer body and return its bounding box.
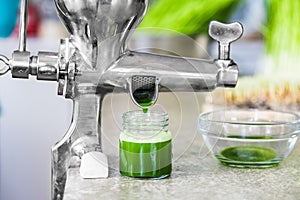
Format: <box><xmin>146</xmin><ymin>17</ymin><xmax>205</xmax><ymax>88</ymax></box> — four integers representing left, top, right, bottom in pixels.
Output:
<box><xmin>0</xmin><ymin>0</ymin><xmax>243</xmax><ymax>199</ymax></box>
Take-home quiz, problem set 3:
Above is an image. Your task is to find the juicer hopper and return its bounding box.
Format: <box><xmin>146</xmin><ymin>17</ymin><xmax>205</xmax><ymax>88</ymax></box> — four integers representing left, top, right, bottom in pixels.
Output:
<box><xmin>0</xmin><ymin>0</ymin><xmax>243</xmax><ymax>199</ymax></box>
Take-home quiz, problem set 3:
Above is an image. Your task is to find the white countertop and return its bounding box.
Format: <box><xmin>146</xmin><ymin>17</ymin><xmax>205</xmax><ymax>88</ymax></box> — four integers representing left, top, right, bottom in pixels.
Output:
<box><xmin>64</xmin><ymin>135</ymin><xmax>300</xmax><ymax>200</ymax></box>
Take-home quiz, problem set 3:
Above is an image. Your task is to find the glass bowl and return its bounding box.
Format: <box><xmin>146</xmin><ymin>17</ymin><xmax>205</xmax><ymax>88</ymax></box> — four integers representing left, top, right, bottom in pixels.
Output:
<box><xmin>198</xmin><ymin>109</ymin><xmax>300</xmax><ymax>168</ymax></box>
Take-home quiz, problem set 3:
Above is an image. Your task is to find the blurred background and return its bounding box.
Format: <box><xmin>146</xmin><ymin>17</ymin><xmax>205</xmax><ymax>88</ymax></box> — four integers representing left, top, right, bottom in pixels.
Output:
<box><xmin>1</xmin><ymin>0</ymin><xmax>298</xmax><ymax>199</ymax></box>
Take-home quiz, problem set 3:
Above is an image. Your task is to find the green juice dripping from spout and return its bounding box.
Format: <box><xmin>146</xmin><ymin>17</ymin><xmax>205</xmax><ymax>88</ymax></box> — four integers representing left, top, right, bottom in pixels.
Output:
<box><xmin>133</xmin><ymin>88</ymin><xmax>154</xmax><ymax>113</ymax></box>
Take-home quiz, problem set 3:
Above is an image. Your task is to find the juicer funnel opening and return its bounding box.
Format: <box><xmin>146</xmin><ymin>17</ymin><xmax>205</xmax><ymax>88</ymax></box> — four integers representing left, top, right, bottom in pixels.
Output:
<box><xmin>54</xmin><ymin>0</ymin><xmax>148</xmax><ymax>65</ymax></box>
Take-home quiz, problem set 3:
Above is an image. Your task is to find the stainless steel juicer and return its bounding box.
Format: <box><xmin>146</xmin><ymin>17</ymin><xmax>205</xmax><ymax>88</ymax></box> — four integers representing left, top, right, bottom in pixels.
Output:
<box><xmin>0</xmin><ymin>0</ymin><xmax>243</xmax><ymax>199</ymax></box>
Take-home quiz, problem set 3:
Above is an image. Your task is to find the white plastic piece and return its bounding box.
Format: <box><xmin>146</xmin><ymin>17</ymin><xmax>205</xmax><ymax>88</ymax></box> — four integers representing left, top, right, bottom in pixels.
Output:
<box><xmin>80</xmin><ymin>151</ymin><xmax>109</xmax><ymax>179</ymax></box>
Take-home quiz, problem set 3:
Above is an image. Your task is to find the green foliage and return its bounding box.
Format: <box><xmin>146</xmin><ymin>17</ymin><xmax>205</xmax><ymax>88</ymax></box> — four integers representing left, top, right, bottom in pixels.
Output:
<box><xmin>139</xmin><ymin>0</ymin><xmax>240</xmax><ymax>36</ymax></box>
<box><xmin>265</xmin><ymin>0</ymin><xmax>300</xmax><ymax>55</ymax></box>
<box><xmin>265</xmin><ymin>0</ymin><xmax>300</xmax><ymax>72</ymax></box>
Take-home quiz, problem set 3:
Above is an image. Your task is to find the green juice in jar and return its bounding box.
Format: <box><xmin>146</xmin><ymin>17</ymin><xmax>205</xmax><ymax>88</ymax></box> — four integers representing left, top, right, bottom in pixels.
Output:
<box><xmin>119</xmin><ymin>129</ymin><xmax>172</xmax><ymax>178</ymax></box>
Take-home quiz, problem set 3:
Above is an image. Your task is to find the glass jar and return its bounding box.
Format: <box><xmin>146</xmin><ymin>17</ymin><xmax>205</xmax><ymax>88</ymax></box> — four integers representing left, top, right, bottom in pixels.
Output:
<box><xmin>119</xmin><ymin>110</ymin><xmax>172</xmax><ymax>179</ymax></box>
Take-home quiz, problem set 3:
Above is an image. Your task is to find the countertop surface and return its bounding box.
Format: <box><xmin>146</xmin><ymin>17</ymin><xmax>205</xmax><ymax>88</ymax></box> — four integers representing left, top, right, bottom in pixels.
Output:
<box><xmin>64</xmin><ymin>135</ymin><xmax>300</xmax><ymax>200</ymax></box>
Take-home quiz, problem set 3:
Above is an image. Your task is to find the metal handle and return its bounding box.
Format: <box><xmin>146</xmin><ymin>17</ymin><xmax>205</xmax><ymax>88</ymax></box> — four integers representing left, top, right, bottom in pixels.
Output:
<box><xmin>18</xmin><ymin>0</ymin><xmax>28</xmax><ymax>52</ymax></box>
<box><xmin>1</xmin><ymin>0</ymin><xmax>61</xmax><ymax>81</ymax></box>
<box><xmin>0</xmin><ymin>0</ymin><xmax>28</xmax><ymax>77</ymax></box>
<box><xmin>209</xmin><ymin>21</ymin><xmax>243</xmax><ymax>60</ymax></box>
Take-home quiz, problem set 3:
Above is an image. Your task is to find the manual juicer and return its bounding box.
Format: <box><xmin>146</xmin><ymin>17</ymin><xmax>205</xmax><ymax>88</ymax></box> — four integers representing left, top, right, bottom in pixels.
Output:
<box><xmin>0</xmin><ymin>0</ymin><xmax>243</xmax><ymax>199</ymax></box>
